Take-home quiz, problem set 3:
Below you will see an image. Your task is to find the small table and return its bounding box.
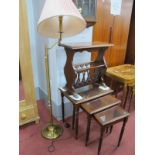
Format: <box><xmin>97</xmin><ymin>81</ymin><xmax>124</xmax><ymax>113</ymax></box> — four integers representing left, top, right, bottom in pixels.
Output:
<box><xmin>81</xmin><ymin>95</ymin><xmax>121</xmax><ymax>146</ymax></box>
<box><xmin>106</xmin><ymin>64</ymin><xmax>135</xmax><ymax>109</ymax></box>
<box><xmin>60</xmin><ymin>83</ymin><xmax>113</xmax><ymax>139</ymax></box>
<box><xmin>94</xmin><ymin>106</ymin><xmax>129</xmax><ymax>155</ymax></box>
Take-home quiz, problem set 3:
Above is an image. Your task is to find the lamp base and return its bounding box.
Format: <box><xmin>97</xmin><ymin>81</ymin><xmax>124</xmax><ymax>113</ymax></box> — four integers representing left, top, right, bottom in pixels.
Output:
<box><xmin>41</xmin><ymin>123</ymin><xmax>63</xmax><ymax>140</ymax></box>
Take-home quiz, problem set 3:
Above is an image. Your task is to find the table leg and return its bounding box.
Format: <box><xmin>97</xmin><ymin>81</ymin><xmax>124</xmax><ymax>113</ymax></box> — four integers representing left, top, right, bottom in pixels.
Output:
<box><xmin>72</xmin><ymin>106</ymin><xmax>75</xmax><ymax>130</ymax></box>
<box><xmin>117</xmin><ymin>117</ymin><xmax>128</xmax><ymax>147</ymax></box>
<box><xmin>109</xmin><ymin>79</ymin><xmax>116</xmax><ymax>96</ymax></box>
<box><xmin>98</xmin><ymin>127</ymin><xmax>105</xmax><ymax>155</ymax></box>
<box><xmin>85</xmin><ymin>114</ymin><xmax>92</xmax><ymax>146</ymax></box>
<box><xmin>105</xmin><ymin>127</ymin><xmax>109</xmax><ymax>133</ymax></box>
<box><xmin>75</xmin><ymin>106</ymin><xmax>80</xmax><ymax>139</ymax></box>
<box><xmin>61</xmin><ymin>93</ymin><xmax>65</xmax><ymax>122</ymax></box>
<box><xmin>105</xmin><ymin>126</ymin><xmax>113</xmax><ymax>134</ymax></box>
<box><xmin>110</xmin><ymin>125</ymin><xmax>113</xmax><ymax>134</ymax></box>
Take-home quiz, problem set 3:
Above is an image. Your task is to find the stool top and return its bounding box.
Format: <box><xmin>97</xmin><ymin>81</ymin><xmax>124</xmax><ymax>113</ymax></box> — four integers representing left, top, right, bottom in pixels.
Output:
<box><xmin>81</xmin><ymin>95</ymin><xmax>121</xmax><ymax>114</ymax></box>
<box><xmin>94</xmin><ymin>106</ymin><xmax>129</xmax><ymax>126</ymax></box>
<box><xmin>106</xmin><ymin>64</ymin><xmax>135</xmax><ymax>85</ymax></box>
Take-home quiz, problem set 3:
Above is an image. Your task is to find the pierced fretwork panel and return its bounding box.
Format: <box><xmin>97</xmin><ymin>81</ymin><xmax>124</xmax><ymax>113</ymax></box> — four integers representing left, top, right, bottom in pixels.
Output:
<box><xmin>73</xmin><ymin>61</ymin><xmax>106</xmax><ymax>88</ymax></box>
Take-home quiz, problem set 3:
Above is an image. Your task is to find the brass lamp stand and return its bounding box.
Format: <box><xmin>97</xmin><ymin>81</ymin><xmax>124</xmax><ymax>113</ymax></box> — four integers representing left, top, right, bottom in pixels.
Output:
<box><xmin>41</xmin><ymin>17</ymin><xmax>63</xmax><ymax>140</ymax></box>
<box><xmin>37</xmin><ymin>0</ymin><xmax>86</xmax><ymax>140</ymax></box>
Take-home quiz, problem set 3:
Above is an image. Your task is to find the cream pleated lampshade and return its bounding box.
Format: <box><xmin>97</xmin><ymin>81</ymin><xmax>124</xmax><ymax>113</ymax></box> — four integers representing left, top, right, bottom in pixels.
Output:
<box><xmin>37</xmin><ymin>0</ymin><xmax>86</xmax><ymax>38</ymax></box>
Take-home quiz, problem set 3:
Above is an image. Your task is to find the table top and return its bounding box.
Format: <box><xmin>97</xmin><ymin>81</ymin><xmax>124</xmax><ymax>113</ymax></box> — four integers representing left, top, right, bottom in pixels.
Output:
<box><xmin>59</xmin><ymin>83</ymin><xmax>113</xmax><ymax>105</ymax></box>
<box><xmin>81</xmin><ymin>95</ymin><xmax>121</xmax><ymax>114</ymax></box>
<box><xmin>60</xmin><ymin>41</ymin><xmax>113</xmax><ymax>51</ymax></box>
<box><xmin>106</xmin><ymin>64</ymin><xmax>135</xmax><ymax>85</ymax></box>
<box><xmin>94</xmin><ymin>106</ymin><xmax>129</xmax><ymax>126</ymax></box>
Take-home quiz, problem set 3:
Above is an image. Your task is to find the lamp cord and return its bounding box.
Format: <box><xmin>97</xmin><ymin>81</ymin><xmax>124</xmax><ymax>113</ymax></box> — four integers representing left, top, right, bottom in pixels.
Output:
<box><xmin>47</xmin><ymin>132</ymin><xmax>73</xmax><ymax>153</ymax></box>
<box><xmin>48</xmin><ymin>141</ymin><xmax>55</xmax><ymax>152</ymax></box>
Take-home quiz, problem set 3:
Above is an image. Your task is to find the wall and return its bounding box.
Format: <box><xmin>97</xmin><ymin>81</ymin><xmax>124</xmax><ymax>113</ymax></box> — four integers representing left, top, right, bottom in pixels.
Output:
<box><xmin>26</xmin><ymin>0</ymin><xmax>47</xmax><ymax>99</ymax></box>
<box><xmin>26</xmin><ymin>0</ymin><xmax>93</xmax><ymax>120</ymax></box>
<box><xmin>26</xmin><ymin>0</ymin><xmax>39</xmax><ymax>98</ymax></box>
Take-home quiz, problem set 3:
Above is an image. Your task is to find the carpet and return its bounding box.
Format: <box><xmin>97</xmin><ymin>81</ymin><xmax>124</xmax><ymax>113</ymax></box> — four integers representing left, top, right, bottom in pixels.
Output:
<box><xmin>19</xmin><ymin>99</ymin><xmax>135</xmax><ymax>155</ymax></box>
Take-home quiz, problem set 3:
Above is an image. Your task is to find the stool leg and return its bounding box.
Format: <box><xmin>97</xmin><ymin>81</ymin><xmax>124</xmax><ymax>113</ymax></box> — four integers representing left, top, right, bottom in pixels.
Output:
<box><xmin>123</xmin><ymin>86</ymin><xmax>129</xmax><ymax>109</ymax></box>
<box><xmin>117</xmin><ymin>117</ymin><xmax>128</xmax><ymax>147</ymax></box>
<box><xmin>110</xmin><ymin>80</ymin><xmax>116</xmax><ymax>96</ymax></box>
<box><xmin>85</xmin><ymin>115</ymin><xmax>92</xmax><ymax>146</ymax></box>
<box><xmin>110</xmin><ymin>79</ymin><xmax>113</xmax><ymax>89</ymax></box>
<box><xmin>98</xmin><ymin>127</ymin><xmax>105</xmax><ymax>155</ymax></box>
<box><xmin>114</xmin><ymin>82</ymin><xmax>119</xmax><ymax>97</ymax></box>
<box><xmin>75</xmin><ymin>106</ymin><xmax>79</xmax><ymax>139</ymax></box>
<box><xmin>72</xmin><ymin>106</ymin><xmax>75</xmax><ymax>130</ymax></box>
<box><xmin>128</xmin><ymin>88</ymin><xmax>134</xmax><ymax>112</ymax></box>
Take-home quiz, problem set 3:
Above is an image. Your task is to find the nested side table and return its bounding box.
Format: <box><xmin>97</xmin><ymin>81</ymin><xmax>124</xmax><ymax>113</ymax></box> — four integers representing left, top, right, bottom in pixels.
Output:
<box><xmin>94</xmin><ymin>106</ymin><xmax>129</xmax><ymax>155</ymax></box>
<box><xmin>59</xmin><ymin>84</ymin><xmax>113</xmax><ymax>139</ymax></box>
<box><xmin>59</xmin><ymin>42</ymin><xmax>114</xmax><ymax>139</ymax></box>
<box><xmin>80</xmin><ymin>95</ymin><xmax>121</xmax><ymax>146</ymax></box>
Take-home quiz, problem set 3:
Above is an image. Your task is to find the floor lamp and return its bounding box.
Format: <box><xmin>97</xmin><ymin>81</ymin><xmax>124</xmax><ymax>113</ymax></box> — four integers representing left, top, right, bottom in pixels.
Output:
<box><xmin>37</xmin><ymin>0</ymin><xmax>86</xmax><ymax>140</ymax></box>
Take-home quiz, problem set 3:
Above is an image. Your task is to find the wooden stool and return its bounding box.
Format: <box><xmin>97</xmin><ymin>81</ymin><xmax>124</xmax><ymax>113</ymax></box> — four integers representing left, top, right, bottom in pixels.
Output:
<box><xmin>106</xmin><ymin>64</ymin><xmax>135</xmax><ymax>110</ymax></box>
<box><xmin>80</xmin><ymin>95</ymin><xmax>121</xmax><ymax>146</ymax></box>
<box><xmin>93</xmin><ymin>106</ymin><xmax>129</xmax><ymax>155</ymax></box>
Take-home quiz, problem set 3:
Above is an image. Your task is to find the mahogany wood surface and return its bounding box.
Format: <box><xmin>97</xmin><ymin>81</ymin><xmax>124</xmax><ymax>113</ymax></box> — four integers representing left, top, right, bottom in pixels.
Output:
<box><xmin>94</xmin><ymin>106</ymin><xmax>129</xmax><ymax>126</ymax></box>
<box><xmin>81</xmin><ymin>95</ymin><xmax>121</xmax><ymax>114</ymax></box>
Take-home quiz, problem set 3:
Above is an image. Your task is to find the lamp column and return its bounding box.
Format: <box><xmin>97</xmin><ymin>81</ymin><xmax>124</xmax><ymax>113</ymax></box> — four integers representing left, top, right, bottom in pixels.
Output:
<box><xmin>41</xmin><ymin>46</ymin><xmax>63</xmax><ymax>140</ymax></box>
